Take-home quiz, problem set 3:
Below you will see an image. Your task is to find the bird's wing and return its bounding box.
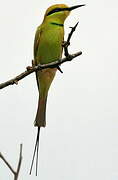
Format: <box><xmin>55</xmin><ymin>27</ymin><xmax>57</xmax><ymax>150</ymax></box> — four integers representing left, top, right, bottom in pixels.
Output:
<box><xmin>34</xmin><ymin>25</ymin><xmax>42</xmax><ymax>59</ymax></box>
<box><xmin>34</xmin><ymin>25</ymin><xmax>42</xmax><ymax>90</ymax></box>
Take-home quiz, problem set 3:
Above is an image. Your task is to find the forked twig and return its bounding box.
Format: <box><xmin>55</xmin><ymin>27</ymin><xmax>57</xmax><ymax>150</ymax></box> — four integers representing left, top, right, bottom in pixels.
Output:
<box><xmin>0</xmin><ymin>144</ymin><xmax>23</xmax><ymax>180</ymax></box>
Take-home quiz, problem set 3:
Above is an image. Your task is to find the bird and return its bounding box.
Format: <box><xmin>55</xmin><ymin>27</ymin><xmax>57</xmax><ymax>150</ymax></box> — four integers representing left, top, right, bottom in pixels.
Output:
<box><xmin>29</xmin><ymin>4</ymin><xmax>85</xmax><ymax>175</ymax></box>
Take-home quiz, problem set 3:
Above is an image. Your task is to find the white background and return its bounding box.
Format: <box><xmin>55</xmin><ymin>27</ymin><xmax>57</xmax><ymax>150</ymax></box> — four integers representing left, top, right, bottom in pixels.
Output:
<box><xmin>0</xmin><ymin>0</ymin><xmax>118</xmax><ymax>180</ymax></box>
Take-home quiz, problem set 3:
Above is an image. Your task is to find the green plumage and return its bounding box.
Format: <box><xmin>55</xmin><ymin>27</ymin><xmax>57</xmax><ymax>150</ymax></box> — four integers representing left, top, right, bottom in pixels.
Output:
<box><xmin>34</xmin><ymin>21</ymin><xmax>64</xmax><ymax>127</ymax></box>
<box><xmin>30</xmin><ymin>4</ymin><xmax>85</xmax><ymax>175</ymax></box>
<box><xmin>35</xmin><ymin>22</ymin><xmax>64</xmax><ymax>65</ymax></box>
<box><xmin>33</xmin><ymin>4</ymin><xmax>70</xmax><ymax>127</ymax></box>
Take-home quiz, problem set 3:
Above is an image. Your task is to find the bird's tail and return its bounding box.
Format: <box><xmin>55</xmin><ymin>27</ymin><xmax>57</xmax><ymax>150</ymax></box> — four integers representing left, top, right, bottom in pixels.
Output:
<box><xmin>29</xmin><ymin>127</ymin><xmax>40</xmax><ymax>176</ymax></box>
<box><xmin>30</xmin><ymin>68</ymin><xmax>57</xmax><ymax>175</ymax></box>
<box><xmin>34</xmin><ymin>96</ymin><xmax>47</xmax><ymax>127</ymax></box>
<box><xmin>29</xmin><ymin>96</ymin><xmax>47</xmax><ymax>175</ymax></box>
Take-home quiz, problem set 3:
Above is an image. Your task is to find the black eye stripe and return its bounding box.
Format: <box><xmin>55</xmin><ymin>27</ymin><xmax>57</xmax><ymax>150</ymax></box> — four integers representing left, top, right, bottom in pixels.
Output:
<box><xmin>47</xmin><ymin>7</ymin><xmax>69</xmax><ymax>16</ymax></box>
<box><xmin>47</xmin><ymin>8</ymin><xmax>62</xmax><ymax>16</ymax></box>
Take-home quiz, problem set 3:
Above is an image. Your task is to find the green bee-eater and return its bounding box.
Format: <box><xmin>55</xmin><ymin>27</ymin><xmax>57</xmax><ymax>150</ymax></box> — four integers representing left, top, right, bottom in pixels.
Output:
<box><xmin>30</xmin><ymin>4</ymin><xmax>85</xmax><ymax>175</ymax></box>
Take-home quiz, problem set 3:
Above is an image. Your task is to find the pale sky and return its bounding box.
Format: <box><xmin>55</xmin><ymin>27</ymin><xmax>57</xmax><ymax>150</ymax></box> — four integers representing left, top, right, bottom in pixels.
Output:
<box><xmin>0</xmin><ymin>0</ymin><xmax>118</xmax><ymax>180</ymax></box>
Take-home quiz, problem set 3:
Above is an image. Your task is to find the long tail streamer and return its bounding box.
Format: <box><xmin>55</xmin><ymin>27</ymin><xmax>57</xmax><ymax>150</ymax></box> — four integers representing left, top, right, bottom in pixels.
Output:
<box><xmin>29</xmin><ymin>127</ymin><xmax>40</xmax><ymax>176</ymax></box>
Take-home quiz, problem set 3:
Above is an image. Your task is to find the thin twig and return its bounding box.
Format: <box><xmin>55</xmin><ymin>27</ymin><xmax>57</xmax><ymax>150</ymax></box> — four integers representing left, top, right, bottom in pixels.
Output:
<box><xmin>0</xmin><ymin>152</ymin><xmax>16</xmax><ymax>175</ymax></box>
<box><xmin>63</xmin><ymin>21</ymin><xmax>79</xmax><ymax>56</ymax></box>
<box><xmin>14</xmin><ymin>144</ymin><xmax>23</xmax><ymax>180</ymax></box>
<box><xmin>0</xmin><ymin>51</ymin><xmax>82</xmax><ymax>90</ymax></box>
<box><xmin>0</xmin><ymin>144</ymin><xmax>23</xmax><ymax>180</ymax></box>
<box><xmin>68</xmin><ymin>22</ymin><xmax>79</xmax><ymax>44</ymax></box>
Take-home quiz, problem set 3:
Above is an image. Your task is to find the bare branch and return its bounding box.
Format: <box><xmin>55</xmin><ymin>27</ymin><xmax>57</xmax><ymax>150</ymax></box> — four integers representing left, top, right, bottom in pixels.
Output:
<box><xmin>63</xmin><ymin>21</ymin><xmax>79</xmax><ymax>56</ymax></box>
<box><xmin>14</xmin><ymin>144</ymin><xmax>23</xmax><ymax>180</ymax></box>
<box><xmin>0</xmin><ymin>22</ymin><xmax>82</xmax><ymax>90</ymax></box>
<box><xmin>0</xmin><ymin>144</ymin><xmax>23</xmax><ymax>180</ymax></box>
<box><xmin>0</xmin><ymin>152</ymin><xmax>16</xmax><ymax>175</ymax></box>
<box><xmin>0</xmin><ymin>51</ymin><xmax>82</xmax><ymax>89</ymax></box>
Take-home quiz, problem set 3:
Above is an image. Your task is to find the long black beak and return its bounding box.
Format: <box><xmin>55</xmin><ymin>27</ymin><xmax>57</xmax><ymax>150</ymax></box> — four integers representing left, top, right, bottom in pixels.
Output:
<box><xmin>68</xmin><ymin>4</ymin><xmax>85</xmax><ymax>11</ymax></box>
<box><xmin>47</xmin><ymin>4</ymin><xmax>85</xmax><ymax>16</ymax></box>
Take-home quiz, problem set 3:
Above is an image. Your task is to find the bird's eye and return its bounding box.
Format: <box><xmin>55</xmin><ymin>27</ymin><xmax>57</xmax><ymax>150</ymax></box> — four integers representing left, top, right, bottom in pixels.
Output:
<box><xmin>47</xmin><ymin>8</ymin><xmax>62</xmax><ymax>16</ymax></box>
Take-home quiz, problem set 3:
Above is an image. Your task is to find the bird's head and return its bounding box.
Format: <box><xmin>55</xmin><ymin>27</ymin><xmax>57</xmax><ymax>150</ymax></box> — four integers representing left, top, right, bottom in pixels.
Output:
<box><xmin>43</xmin><ymin>4</ymin><xmax>85</xmax><ymax>23</ymax></box>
